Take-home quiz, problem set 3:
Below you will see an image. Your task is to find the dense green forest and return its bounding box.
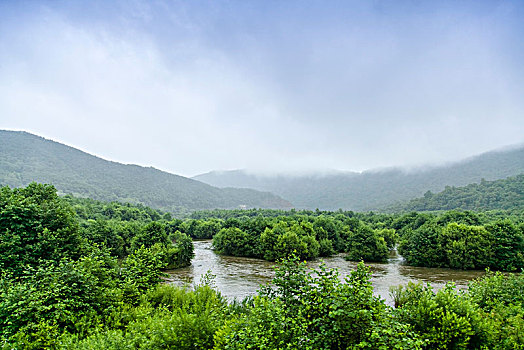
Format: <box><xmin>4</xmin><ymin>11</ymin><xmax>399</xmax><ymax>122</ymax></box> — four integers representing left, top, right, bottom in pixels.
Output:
<box><xmin>0</xmin><ymin>130</ymin><xmax>291</xmax><ymax>215</ymax></box>
<box><xmin>1</xmin><ymin>184</ymin><xmax>523</xmax><ymax>348</ymax></box>
<box><xmin>194</xmin><ymin>145</ymin><xmax>524</xmax><ymax>210</ymax></box>
<box><xmin>391</xmin><ymin>174</ymin><xmax>524</xmax><ymax>212</ymax></box>
<box><xmin>186</xmin><ymin>208</ymin><xmax>524</xmax><ymax>271</ymax></box>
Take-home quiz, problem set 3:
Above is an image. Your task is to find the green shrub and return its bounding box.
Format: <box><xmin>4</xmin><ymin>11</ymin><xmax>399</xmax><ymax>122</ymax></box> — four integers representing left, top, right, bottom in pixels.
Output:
<box><xmin>118</xmin><ymin>246</ymin><xmax>167</xmax><ymax>304</ymax></box>
<box><xmin>394</xmin><ymin>282</ymin><xmax>493</xmax><ymax>349</ymax></box>
<box><xmin>213</xmin><ymin>227</ymin><xmax>256</xmax><ymax>257</ymax></box>
<box><xmin>0</xmin><ymin>183</ymin><xmax>84</xmax><ymax>277</ymax></box>
<box><xmin>318</xmin><ymin>238</ymin><xmax>335</xmax><ymax>257</ymax></box>
<box><xmin>346</xmin><ymin>224</ymin><xmax>389</xmax><ymax>262</ymax></box>
<box><xmin>440</xmin><ymin>223</ymin><xmax>491</xmax><ymax>269</ymax></box>
<box><xmin>485</xmin><ymin>220</ymin><xmax>524</xmax><ymax>271</ymax></box>
<box><xmin>0</xmin><ymin>249</ymin><xmax>120</xmax><ymax>343</ymax></box>
<box><xmin>217</xmin><ymin>257</ymin><xmax>422</xmax><ymax>349</ymax></box>
<box><xmin>398</xmin><ymin>222</ymin><xmax>445</xmax><ymax>267</ymax></box>
<box><xmin>62</xmin><ymin>284</ymin><xmax>231</xmax><ymax>350</ymax></box>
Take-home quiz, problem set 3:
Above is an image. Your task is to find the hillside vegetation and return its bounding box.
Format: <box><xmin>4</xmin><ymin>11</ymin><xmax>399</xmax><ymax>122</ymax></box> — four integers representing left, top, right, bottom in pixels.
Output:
<box><xmin>2</xmin><ymin>185</ymin><xmax>523</xmax><ymax>349</ymax></box>
<box><xmin>0</xmin><ymin>130</ymin><xmax>291</xmax><ymax>215</ymax></box>
<box><xmin>393</xmin><ymin>174</ymin><xmax>524</xmax><ymax>212</ymax></box>
<box><xmin>194</xmin><ymin>145</ymin><xmax>524</xmax><ymax>211</ymax></box>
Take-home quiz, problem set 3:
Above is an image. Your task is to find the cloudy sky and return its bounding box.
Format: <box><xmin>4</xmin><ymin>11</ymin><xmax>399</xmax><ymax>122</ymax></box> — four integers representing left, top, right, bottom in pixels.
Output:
<box><xmin>1</xmin><ymin>0</ymin><xmax>523</xmax><ymax>177</ymax></box>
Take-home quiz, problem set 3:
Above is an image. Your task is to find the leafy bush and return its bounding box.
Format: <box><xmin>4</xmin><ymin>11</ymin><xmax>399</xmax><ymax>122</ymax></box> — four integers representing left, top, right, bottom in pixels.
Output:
<box><xmin>0</xmin><ymin>248</ymin><xmax>120</xmax><ymax>346</ymax></box>
<box><xmin>62</xmin><ymin>284</ymin><xmax>231</xmax><ymax>350</ymax></box>
<box><xmin>118</xmin><ymin>246</ymin><xmax>168</xmax><ymax>304</ymax></box>
<box><xmin>376</xmin><ymin>228</ymin><xmax>398</xmax><ymax>250</ymax></box>
<box><xmin>0</xmin><ymin>183</ymin><xmax>84</xmax><ymax>277</ymax></box>
<box><xmin>212</xmin><ymin>227</ymin><xmax>256</xmax><ymax>257</ymax></box>
<box><xmin>485</xmin><ymin>220</ymin><xmax>524</xmax><ymax>271</ymax></box>
<box><xmin>398</xmin><ymin>222</ymin><xmax>445</xmax><ymax>267</ymax></box>
<box><xmin>398</xmin><ymin>215</ymin><xmax>524</xmax><ymax>271</ymax></box>
<box><xmin>216</xmin><ymin>257</ymin><xmax>422</xmax><ymax>349</ymax></box>
<box><xmin>318</xmin><ymin>238</ymin><xmax>335</xmax><ymax>257</ymax></box>
<box><xmin>467</xmin><ymin>271</ymin><xmax>524</xmax><ymax>348</ymax></box>
<box><xmin>440</xmin><ymin>223</ymin><xmax>491</xmax><ymax>269</ymax></box>
<box><xmin>468</xmin><ymin>271</ymin><xmax>524</xmax><ymax>311</ymax></box>
<box><xmin>393</xmin><ymin>282</ymin><xmax>494</xmax><ymax>349</ymax></box>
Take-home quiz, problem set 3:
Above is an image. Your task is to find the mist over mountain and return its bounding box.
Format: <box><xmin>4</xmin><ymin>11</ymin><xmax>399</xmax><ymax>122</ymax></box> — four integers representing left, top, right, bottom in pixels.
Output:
<box><xmin>0</xmin><ymin>130</ymin><xmax>292</xmax><ymax>214</ymax></box>
<box><xmin>194</xmin><ymin>144</ymin><xmax>524</xmax><ymax>211</ymax></box>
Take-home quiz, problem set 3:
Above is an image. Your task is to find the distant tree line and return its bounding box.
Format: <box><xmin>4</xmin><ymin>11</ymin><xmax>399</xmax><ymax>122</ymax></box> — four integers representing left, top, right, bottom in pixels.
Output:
<box><xmin>392</xmin><ymin>174</ymin><xmax>524</xmax><ymax>212</ymax></box>
<box><xmin>188</xmin><ymin>208</ymin><xmax>524</xmax><ymax>271</ymax></box>
<box><xmin>189</xmin><ymin>212</ymin><xmax>393</xmax><ymax>263</ymax></box>
<box><xmin>56</xmin><ymin>198</ymin><xmax>524</xmax><ymax>270</ymax></box>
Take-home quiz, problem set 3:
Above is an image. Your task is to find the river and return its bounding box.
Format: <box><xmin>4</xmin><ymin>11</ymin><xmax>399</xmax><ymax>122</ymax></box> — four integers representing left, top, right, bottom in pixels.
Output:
<box><xmin>165</xmin><ymin>240</ymin><xmax>486</xmax><ymax>305</ymax></box>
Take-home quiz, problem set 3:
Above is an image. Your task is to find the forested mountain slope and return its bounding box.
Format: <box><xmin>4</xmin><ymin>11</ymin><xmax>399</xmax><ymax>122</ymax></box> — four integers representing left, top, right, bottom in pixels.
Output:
<box><xmin>0</xmin><ymin>130</ymin><xmax>292</xmax><ymax>214</ymax></box>
<box><xmin>392</xmin><ymin>174</ymin><xmax>524</xmax><ymax>212</ymax></box>
<box><xmin>194</xmin><ymin>145</ymin><xmax>524</xmax><ymax>211</ymax></box>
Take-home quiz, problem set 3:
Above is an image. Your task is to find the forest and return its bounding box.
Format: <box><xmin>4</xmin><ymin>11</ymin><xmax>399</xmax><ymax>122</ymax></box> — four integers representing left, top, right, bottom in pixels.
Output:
<box><xmin>188</xmin><ymin>208</ymin><xmax>524</xmax><ymax>271</ymax></box>
<box><xmin>392</xmin><ymin>174</ymin><xmax>524</xmax><ymax>212</ymax></box>
<box><xmin>1</xmin><ymin>183</ymin><xmax>523</xmax><ymax>349</ymax></box>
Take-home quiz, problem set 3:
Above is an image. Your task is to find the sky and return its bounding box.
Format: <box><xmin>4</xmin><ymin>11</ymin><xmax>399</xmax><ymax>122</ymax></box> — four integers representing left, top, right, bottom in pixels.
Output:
<box><xmin>1</xmin><ymin>0</ymin><xmax>524</xmax><ymax>177</ymax></box>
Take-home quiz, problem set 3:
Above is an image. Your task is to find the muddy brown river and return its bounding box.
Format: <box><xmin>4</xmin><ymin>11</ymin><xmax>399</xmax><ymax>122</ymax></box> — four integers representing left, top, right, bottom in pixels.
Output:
<box><xmin>165</xmin><ymin>240</ymin><xmax>486</xmax><ymax>305</ymax></box>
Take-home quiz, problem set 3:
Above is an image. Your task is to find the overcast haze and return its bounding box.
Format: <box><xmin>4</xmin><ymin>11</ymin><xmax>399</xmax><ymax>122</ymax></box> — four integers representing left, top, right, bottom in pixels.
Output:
<box><xmin>1</xmin><ymin>1</ymin><xmax>524</xmax><ymax>177</ymax></box>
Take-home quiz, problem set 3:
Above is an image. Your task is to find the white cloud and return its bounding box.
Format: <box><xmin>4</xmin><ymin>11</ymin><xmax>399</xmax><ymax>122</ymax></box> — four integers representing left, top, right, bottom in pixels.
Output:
<box><xmin>1</xmin><ymin>1</ymin><xmax>523</xmax><ymax>176</ymax></box>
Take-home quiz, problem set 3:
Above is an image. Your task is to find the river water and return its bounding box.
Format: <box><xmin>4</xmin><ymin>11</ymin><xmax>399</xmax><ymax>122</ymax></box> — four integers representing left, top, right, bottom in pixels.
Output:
<box><xmin>165</xmin><ymin>240</ymin><xmax>486</xmax><ymax>305</ymax></box>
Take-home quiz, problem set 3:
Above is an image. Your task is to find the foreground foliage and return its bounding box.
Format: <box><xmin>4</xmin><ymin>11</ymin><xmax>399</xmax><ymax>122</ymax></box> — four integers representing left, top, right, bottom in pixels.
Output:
<box><xmin>0</xmin><ymin>183</ymin><xmax>195</xmax><ymax>347</ymax></box>
<box><xmin>215</xmin><ymin>258</ymin><xmax>424</xmax><ymax>350</ymax></box>
<box><xmin>1</xmin><ymin>184</ymin><xmax>523</xmax><ymax>348</ymax></box>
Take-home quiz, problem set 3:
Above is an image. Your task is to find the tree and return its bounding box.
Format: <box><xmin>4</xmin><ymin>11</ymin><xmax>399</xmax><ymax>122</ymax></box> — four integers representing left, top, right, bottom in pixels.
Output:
<box><xmin>439</xmin><ymin>223</ymin><xmax>491</xmax><ymax>269</ymax></box>
<box><xmin>169</xmin><ymin>230</ymin><xmax>194</xmax><ymax>268</ymax></box>
<box><xmin>394</xmin><ymin>282</ymin><xmax>492</xmax><ymax>349</ymax></box>
<box><xmin>398</xmin><ymin>222</ymin><xmax>445</xmax><ymax>267</ymax></box>
<box><xmin>0</xmin><ymin>183</ymin><xmax>83</xmax><ymax>277</ymax></box>
<box><xmin>130</xmin><ymin>221</ymin><xmax>168</xmax><ymax>252</ymax></box>
<box><xmin>212</xmin><ymin>227</ymin><xmax>255</xmax><ymax>257</ymax></box>
<box><xmin>267</xmin><ymin>222</ymin><xmax>320</xmax><ymax>261</ymax></box>
<box><xmin>346</xmin><ymin>223</ymin><xmax>388</xmax><ymax>262</ymax></box>
<box><xmin>83</xmin><ymin>219</ymin><xmax>125</xmax><ymax>257</ymax></box>
<box><xmin>485</xmin><ymin>220</ymin><xmax>524</xmax><ymax>271</ymax></box>
<box><xmin>0</xmin><ymin>246</ymin><xmax>119</xmax><ymax>345</ymax></box>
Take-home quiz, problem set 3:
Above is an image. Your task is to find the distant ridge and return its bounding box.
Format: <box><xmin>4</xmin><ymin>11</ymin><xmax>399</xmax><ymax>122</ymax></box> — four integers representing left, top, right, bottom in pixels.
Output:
<box><xmin>194</xmin><ymin>144</ymin><xmax>524</xmax><ymax>211</ymax></box>
<box><xmin>0</xmin><ymin>130</ymin><xmax>292</xmax><ymax>214</ymax></box>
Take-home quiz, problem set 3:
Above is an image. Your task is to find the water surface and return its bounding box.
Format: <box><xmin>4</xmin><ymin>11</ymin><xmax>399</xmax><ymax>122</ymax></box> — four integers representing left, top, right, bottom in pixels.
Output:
<box><xmin>165</xmin><ymin>240</ymin><xmax>486</xmax><ymax>305</ymax></box>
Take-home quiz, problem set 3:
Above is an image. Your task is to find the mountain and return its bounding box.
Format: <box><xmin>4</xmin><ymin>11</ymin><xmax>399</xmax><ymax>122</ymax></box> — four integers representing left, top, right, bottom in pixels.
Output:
<box><xmin>194</xmin><ymin>145</ymin><xmax>524</xmax><ymax>211</ymax></box>
<box><xmin>0</xmin><ymin>130</ymin><xmax>292</xmax><ymax>214</ymax></box>
<box><xmin>391</xmin><ymin>174</ymin><xmax>524</xmax><ymax>212</ymax></box>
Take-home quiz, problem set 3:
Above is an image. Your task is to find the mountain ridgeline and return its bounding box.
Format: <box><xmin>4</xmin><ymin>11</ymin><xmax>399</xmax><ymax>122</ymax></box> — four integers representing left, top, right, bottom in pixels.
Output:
<box><xmin>0</xmin><ymin>130</ymin><xmax>291</xmax><ymax>214</ymax></box>
<box><xmin>194</xmin><ymin>145</ymin><xmax>524</xmax><ymax>211</ymax></box>
<box><xmin>392</xmin><ymin>174</ymin><xmax>524</xmax><ymax>212</ymax></box>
